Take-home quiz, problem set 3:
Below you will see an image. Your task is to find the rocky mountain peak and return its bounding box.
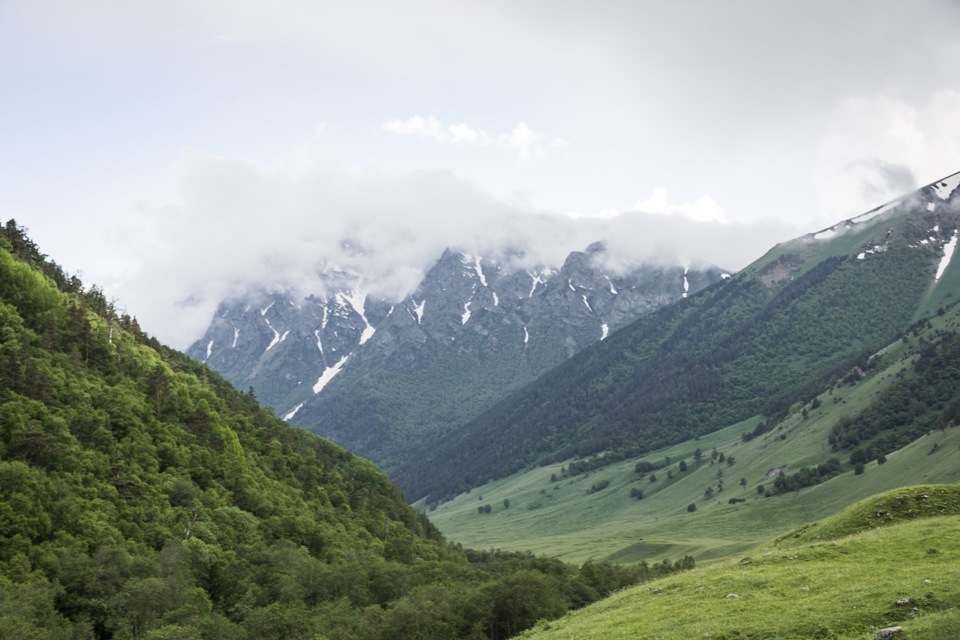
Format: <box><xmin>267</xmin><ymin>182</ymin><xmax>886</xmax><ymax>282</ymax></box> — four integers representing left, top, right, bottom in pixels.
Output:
<box><xmin>189</xmin><ymin>243</ymin><xmax>728</xmax><ymax>471</ymax></box>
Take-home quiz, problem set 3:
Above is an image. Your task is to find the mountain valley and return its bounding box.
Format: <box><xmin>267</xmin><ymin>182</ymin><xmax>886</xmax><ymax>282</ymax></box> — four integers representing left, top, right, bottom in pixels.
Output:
<box><xmin>401</xmin><ymin>171</ymin><xmax>960</xmax><ymax>504</ymax></box>
<box><xmin>3</xmin><ymin>171</ymin><xmax>960</xmax><ymax>640</ymax></box>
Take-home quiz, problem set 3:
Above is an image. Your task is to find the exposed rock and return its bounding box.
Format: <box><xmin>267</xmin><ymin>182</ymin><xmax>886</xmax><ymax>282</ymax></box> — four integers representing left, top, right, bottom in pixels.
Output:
<box><xmin>877</xmin><ymin>626</ymin><xmax>903</xmax><ymax>639</ymax></box>
<box><xmin>189</xmin><ymin>245</ymin><xmax>727</xmax><ymax>471</ymax></box>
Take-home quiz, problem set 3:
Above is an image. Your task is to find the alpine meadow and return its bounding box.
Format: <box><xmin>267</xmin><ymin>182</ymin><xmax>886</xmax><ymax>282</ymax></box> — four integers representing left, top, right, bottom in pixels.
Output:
<box><xmin>9</xmin><ymin>3</ymin><xmax>960</xmax><ymax>639</ymax></box>
<box><xmin>4</xmin><ymin>168</ymin><xmax>960</xmax><ymax>639</ymax></box>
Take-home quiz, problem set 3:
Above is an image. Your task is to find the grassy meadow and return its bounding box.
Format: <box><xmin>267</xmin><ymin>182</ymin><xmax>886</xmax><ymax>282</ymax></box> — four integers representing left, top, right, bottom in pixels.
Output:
<box><xmin>519</xmin><ymin>515</ymin><xmax>960</xmax><ymax>639</ymax></box>
<box><xmin>423</xmin><ymin>310</ymin><xmax>960</xmax><ymax>565</ymax></box>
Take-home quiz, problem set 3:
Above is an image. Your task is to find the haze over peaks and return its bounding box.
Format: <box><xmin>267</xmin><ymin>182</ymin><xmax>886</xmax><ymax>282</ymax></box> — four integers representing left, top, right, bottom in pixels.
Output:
<box><xmin>105</xmin><ymin>156</ymin><xmax>798</xmax><ymax>349</ymax></box>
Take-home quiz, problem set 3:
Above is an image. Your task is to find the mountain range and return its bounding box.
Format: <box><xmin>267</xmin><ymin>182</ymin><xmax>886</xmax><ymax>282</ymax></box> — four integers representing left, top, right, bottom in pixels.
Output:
<box><xmin>400</xmin><ymin>171</ymin><xmax>960</xmax><ymax>503</ymax></box>
<box><xmin>188</xmin><ymin>243</ymin><xmax>727</xmax><ymax>473</ymax></box>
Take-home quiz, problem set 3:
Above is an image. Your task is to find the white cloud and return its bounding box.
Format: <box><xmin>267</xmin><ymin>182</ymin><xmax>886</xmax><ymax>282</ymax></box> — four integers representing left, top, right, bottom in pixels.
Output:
<box><xmin>497</xmin><ymin>122</ymin><xmax>545</xmax><ymax>160</ymax></box>
<box><xmin>314</xmin><ymin>122</ymin><xmax>327</xmax><ymax>137</ymax></box>
<box><xmin>382</xmin><ymin>115</ymin><xmax>555</xmax><ymax>160</ymax></box>
<box><xmin>812</xmin><ymin>92</ymin><xmax>960</xmax><ymax>220</ymax></box>
<box><xmin>570</xmin><ymin>189</ymin><xmax>729</xmax><ymax>225</ymax></box>
<box><xmin>449</xmin><ymin>122</ymin><xmax>491</xmax><ymax>145</ymax></box>
<box><xmin>104</xmin><ymin>153</ymin><xmax>797</xmax><ymax>349</ymax></box>
<box><xmin>634</xmin><ymin>188</ymin><xmax>728</xmax><ymax>224</ymax></box>
<box><xmin>382</xmin><ymin>115</ymin><xmax>446</xmax><ymax>141</ymax></box>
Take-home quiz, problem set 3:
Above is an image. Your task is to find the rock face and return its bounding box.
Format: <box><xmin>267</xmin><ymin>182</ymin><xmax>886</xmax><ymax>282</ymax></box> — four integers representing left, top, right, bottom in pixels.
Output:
<box><xmin>188</xmin><ymin>243</ymin><xmax>727</xmax><ymax>472</ymax></box>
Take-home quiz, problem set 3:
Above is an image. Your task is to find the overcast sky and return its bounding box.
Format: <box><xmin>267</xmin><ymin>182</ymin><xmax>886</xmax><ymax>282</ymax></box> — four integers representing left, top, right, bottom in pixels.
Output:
<box><xmin>3</xmin><ymin>0</ymin><xmax>960</xmax><ymax>348</ymax></box>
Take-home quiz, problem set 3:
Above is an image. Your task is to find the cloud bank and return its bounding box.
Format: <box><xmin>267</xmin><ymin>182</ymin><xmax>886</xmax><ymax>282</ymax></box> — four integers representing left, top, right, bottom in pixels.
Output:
<box><xmin>105</xmin><ymin>154</ymin><xmax>798</xmax><ymax>349</ymax></box>
<box><xmin>382</xmin><ymin>116</ymin><xmax>561</xmax><ymax>160</ymax></box>
<box><xmin>812</xmin><ymin>92</ymin><xmax>960</xmax><ymax>220</ymax></box>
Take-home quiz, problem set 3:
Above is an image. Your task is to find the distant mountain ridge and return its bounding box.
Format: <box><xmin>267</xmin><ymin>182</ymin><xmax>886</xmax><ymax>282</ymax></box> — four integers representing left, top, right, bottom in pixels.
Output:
<box><xmin>399</xmin><ymin>170</ymin><xmax>960</xmax><ymax>503</ymax></box>
<box><xmin>189</xmin><ymin>242</ymin><xmax>727</xmax><ymax>472</ymax></box>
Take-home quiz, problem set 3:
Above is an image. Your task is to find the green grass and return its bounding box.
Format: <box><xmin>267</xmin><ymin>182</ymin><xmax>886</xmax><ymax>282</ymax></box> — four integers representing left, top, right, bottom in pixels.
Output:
<box><xmin>519</xmin><ymin>511</ymin><xmax>960</xmax><ymax>640</ymax></box>
<box><xmin>425</xmin><ymin>368</ymin><xmax>960</xmax><ymax>559</ymax></box>
<box><xmin>423</xmin><ymin>314</ymin><xmax>960</xmax><ymax>565</ymax></box>
<box><xmin>781</xmin><ymin>484</ymin><xmax>960</xmax><ymax>545</ymax></box>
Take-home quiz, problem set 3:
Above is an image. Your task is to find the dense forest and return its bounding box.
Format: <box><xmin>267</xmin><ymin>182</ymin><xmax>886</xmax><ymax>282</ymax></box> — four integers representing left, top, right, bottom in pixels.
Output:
<box><xmin>399</xmin><ymin>236</ymin><xmax>941</xmax><ymax>503</ymax></box>
<box><xmin>0</xmin><ymin>221</ymin><xmax>692</xmax><ymax>639</ymax></box>
<box><xmin>832</xmin><ymin>323</ymin><xmax>960</xmax><ymax>462</ymax></box>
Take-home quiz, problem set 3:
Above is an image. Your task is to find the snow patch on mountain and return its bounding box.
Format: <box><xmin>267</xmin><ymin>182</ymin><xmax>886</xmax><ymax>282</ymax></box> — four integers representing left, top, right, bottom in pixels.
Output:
<box><xmin>472</xmin><ymin>255</ymin><xmax>488</xmax><ymax>287</ymax></box>
<box><xmin>601</xmin><ymin>323</ymin><xmax>609</xmax><ymax>340</ymax></box>
<box><xmin>205</xmin><ymin>340</ymin><xmax>213</xmax><ymax>361</ymax></box>
<box><xmin>852</xmin><ymin>200</ymin><xmax>899</xmax><ymax>225</ymax></box>
<box><xmin>260</xmin><ymin>302</ymin><xmax>274</xmax><ymax>316</ymax></box>
<box><xmin>605</xmin><ymin>276</ymin><xmax>618</xmax><ymax>295</ymax></box>
<box><xmin>314</xmin><ymin>329</ymin><xmax>324</xmax><ymax>354</ymax></box>
<box><xmin>412</xmin><ymin>300</ymin><xmax>425</xmax><ymax>324</ymax></box>
<box><xmin>232</xmin><ymin>326</ymin><xmax>239</xmax><ymax>348</ymax></box>
<box><xmin>527</xmin><ymin>271</ymin><xmax>544</xmax><ymax>298</ymax></box>
<box><xmin>264</xmin><ymin>318</ymin><xmax>282</xmax><ymax>351</ymax></box>
<box><xmin>313</xmin><ymin>356</ymin><xmax>349</xmax><ymax>394</ymax></box>
<box><xmin>857</xmin><ymin>244</ymin><xmax>886</xmax><ymax>260</ymax></box>
<box><xmin>933</xmin><ymin>174</ymin><xmax>960</xmax><ymax>201</ymax></box>
<box><xmin>339</xmin><ymin>290</ymin><xmax>376</xmax><ymax>345</ymax></box>
<box><xmin>935</xmin><ymin>230</ymin><xmax>958</xmax><ymax>282</ymax></box>
<box><xmin>462</xmin><ymin>301</ymin><xmax>472</xmax><ymax>325</ymax></box>
<box><xmin>283</xmin><ymin>402</ymin><xmax>305</xmax><ymax>421</ymax></box>
<box><xmin>682</xmin><ymin>266</ymin><xmax>689</xmax><ymax>298</ymax></box>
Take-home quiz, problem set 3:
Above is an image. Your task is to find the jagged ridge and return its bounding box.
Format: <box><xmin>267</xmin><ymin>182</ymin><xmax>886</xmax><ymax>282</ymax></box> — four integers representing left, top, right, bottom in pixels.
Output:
<box><xmin>190</xmin><ymin>243</ymin><xmax>727</xmax><ymax>472</ymax></box>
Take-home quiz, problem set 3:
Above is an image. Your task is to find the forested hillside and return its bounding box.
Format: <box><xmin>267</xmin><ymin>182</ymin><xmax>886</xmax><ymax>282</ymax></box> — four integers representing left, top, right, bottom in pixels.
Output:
<box><xmin>400</xmin><ymin>174</ymin><xmax>960</xmax><ymax>503</ymax></box>
<box><xmin>0</xmin><ymin>221</ymin><xmax>691</xmax><ymax>639</ymax></box>
<box><xmin>425</xmin><ymin>297</ymin><xmax>960</xmax><ymax>564</ymax></box>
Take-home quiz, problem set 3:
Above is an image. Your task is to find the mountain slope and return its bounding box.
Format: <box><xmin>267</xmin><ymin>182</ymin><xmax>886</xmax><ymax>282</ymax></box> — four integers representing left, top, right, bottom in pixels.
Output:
<box><xmin>423</xmin><ymin>298</ymin><xmax>960</xmax><ymax>563</ymax></box>
<box><xmin>400</xmin><ymin>171</ymin><xmax>960</xmax><ymax>503</ymax></box>
<box><xmin>189</xmin><ymin>243</ymin><xmax>726</xmax><ymax>473</ymax></box>
<box><xmin>519</xmin><ymin>488</ymin><xmax>960</xmax><ymax>640</ymax></box>
<box><xmin>0</xmin><ymin>221</ymin><xmax>451</xmax><ymax>637</ymax></box>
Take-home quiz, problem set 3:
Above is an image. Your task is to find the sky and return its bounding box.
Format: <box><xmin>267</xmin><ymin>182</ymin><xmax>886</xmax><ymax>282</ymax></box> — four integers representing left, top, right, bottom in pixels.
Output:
<box><xmin>2</xmin><ymin>0</ymin><xmax>960</xmax><ymax>348</ymax></box>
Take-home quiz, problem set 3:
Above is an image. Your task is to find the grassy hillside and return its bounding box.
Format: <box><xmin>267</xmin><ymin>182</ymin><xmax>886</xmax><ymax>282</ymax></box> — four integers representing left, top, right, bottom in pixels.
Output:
<box><xmin>424</xmin><ymin>303</ymin><xmax>960</xmax><ymax>564</ymax></box>
<box><xmin>399</xmin><ymin>180</ymin><xmax>960</xmax><ymax>503</ymax></box>
<box><xmin>518</xmin><ymin>492</ymin><xmax>960</xmax><ymax>639</ymax></box>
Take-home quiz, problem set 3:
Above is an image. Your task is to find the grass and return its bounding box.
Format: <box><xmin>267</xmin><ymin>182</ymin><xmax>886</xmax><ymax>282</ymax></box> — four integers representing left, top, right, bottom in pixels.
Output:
<box><xmin>519</xmin><ymin>509</ymin><xmax>960</xmax><ymax>640</ymax></box>
<box><xmin>781</xmin><ymin>484</ymin><xmax>960</xmax><ymax>546</ymax></box>
<box><xmin>422</xmin><ymin>306</ymin><xmax>960</xmax><ymax>565</ymax></box>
